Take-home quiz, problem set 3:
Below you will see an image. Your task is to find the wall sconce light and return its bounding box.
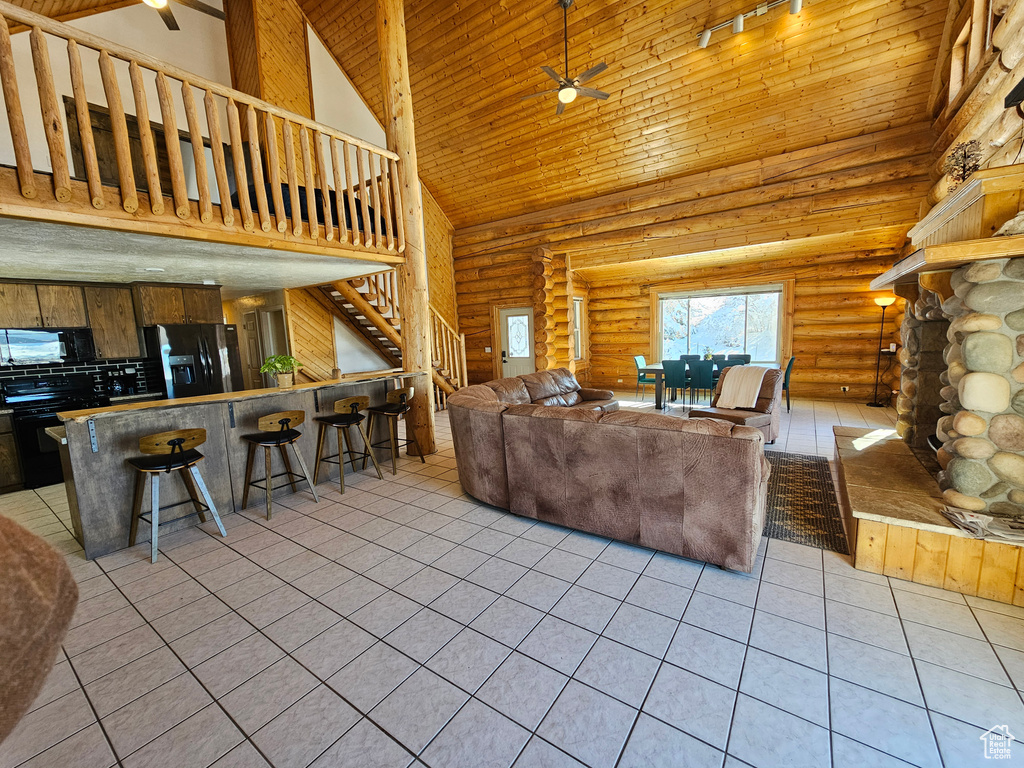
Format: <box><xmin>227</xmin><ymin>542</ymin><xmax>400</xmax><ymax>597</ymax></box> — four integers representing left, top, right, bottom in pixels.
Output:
<box><xmin>697</xmin><ymin>0</ymin><xmax>805</xmax><ymax>48</ymax></box>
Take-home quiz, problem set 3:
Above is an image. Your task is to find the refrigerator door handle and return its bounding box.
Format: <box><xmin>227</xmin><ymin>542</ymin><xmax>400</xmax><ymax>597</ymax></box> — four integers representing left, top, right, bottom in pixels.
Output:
<box><xmin>198</xmin><ymin>337</ymin><xmax>212</xmax><ymax>386</ymax></box>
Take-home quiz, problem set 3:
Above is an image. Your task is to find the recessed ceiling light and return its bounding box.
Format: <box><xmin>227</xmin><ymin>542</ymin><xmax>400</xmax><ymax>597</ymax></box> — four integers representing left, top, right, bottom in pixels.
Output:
<box><xmin>144</xmin><ymin>267</ymin><xmax>165</xmax><ymax>272</ymax></box>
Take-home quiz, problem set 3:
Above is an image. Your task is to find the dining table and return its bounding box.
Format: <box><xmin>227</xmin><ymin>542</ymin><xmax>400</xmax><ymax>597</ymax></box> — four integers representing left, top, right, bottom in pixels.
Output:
<box><xmin>639</xmin><ymin>362</ymin><xmax>668</xmax><ymax>409</ymax></box>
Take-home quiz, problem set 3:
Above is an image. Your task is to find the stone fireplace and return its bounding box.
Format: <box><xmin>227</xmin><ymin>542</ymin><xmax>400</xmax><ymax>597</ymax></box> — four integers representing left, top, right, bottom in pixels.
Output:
<box><xmin>879</xmin><ymin>167</ymin><xmax>1024</xmax><ymax>522</ymax></box>
<box><xmin>934</xmin><ymin>257</ymin><xmax>1024</xmax><ymax>517</ymax></box>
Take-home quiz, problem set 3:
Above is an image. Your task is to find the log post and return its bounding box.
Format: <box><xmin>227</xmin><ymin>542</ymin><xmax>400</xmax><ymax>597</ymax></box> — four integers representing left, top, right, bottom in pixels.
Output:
<box><xmin>376</xmin><ymin>0</ymin><xmax>435</xmax><ymax>456</ymax></box>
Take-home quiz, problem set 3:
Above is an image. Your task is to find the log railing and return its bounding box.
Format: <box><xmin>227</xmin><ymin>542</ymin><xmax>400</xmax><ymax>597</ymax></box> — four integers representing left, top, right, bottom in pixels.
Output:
<box><xmin>0</xmin><ymin>1</ymin><xmax>404</xmax><ymax>257</ymax></box>
<box><xmin>343</xmin><ymin>269</ymin><xmax>467</xmax><ymax>407</ymax></box>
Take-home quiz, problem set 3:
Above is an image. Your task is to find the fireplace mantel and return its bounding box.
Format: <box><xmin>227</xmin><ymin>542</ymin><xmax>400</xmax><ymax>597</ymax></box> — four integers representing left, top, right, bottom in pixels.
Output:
<box><xmin>871</xmin><ymin>164</ymin><xmax>1024</xmax><ymax>290</ymax></box>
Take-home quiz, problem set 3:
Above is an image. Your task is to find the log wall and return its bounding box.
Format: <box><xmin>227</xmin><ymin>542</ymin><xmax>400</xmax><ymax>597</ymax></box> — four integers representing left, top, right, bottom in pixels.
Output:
<box><xmin>585</xmin><ymin>253</ymin><xmax>905</xmax><ymax>400</ymax></box>
<box><xmin>283</xmin><ymin>287</ymin><xmax>336</xmax><ymax>382</ymax></box>
<box><xmin>424</xmin><ymin>184</ymin><xmax>458</xmax><ymax>329</ymax></box>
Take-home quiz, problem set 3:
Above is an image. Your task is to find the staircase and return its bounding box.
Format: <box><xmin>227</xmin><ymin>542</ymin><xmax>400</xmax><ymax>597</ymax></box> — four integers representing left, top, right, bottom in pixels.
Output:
<box><xmin>317</xmin><ymin>270</ymin><xmax>467</xmax><ymax>408</ymax></box>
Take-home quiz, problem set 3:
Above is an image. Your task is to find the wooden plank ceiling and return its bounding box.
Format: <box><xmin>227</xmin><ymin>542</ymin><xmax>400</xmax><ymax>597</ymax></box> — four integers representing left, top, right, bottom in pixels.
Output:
<box><xmin>300</xmin><ymin>0</ymin><xmax>949</xmax><ymax>230</ymax></box>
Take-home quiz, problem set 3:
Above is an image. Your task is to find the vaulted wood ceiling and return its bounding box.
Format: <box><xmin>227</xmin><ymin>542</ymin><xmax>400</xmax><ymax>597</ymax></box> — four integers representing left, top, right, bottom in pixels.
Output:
<box><xmin>301</xmin><ymin>0</ymin><xmax>949</xmax><ymax>229</ymax></box>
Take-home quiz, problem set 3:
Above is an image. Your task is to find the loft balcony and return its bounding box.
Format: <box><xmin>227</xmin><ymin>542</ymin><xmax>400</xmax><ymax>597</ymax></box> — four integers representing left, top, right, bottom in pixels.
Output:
<box><xmin>0</xmin><ymin>1</ymin><xmax>403</xmax><ymax>288</ymax></box>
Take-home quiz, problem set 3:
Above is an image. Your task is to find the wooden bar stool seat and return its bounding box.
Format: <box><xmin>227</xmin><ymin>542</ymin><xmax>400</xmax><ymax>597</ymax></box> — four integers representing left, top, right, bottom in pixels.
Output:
<box><xmin>313</xmin><ymin>396</ymin><xmax>383</xmax><ymax>493</ymax></box>
<box><xmin>127</xmin><ymin>428</ymin><xmax>226</xmax><ymax>564</ymax></box>
<box><xmin>241</xmin><ymin>410</ymin><xmax>318</xmax><ymax>520</ymax></box>
<box><xmin>364</xmin><ymin>386</ymin><xmax>426</xmax><ymax>475</ymax></box>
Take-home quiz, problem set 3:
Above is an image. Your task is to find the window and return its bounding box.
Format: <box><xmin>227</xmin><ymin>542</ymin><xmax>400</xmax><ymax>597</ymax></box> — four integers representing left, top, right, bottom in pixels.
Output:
<box><xmin>659</xmin><ymin>285</ymin><xmax>782</xmax><ymax>364</ymax></box>
<box><xmin>573</xmin><ymin>297</ymin><xmax>585</xmax><ymax>360</ymax></box>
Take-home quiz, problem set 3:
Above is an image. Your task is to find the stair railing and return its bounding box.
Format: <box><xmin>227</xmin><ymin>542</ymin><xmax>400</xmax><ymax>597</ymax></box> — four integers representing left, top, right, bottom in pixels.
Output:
<box><xmin>0</xmin><ymin>0</ymin><xmax>403</xmax><ymax>255</ymax></box>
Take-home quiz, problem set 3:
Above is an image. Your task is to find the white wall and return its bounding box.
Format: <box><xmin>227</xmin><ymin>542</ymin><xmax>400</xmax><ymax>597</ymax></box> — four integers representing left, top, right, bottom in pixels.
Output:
<box><xmin>333</xmin><ymin>316</ymin><xmax>392</xmax><ymax>373</ymax></box>
<box><xmin>0</xmin><ymin>4</ymin><xmax>230</xmax><ymax>176</ymax></box>
<box><xmin>307</xmin><ymin>27</ymin><xmax>385</xmax><ymax>148</ymax></box>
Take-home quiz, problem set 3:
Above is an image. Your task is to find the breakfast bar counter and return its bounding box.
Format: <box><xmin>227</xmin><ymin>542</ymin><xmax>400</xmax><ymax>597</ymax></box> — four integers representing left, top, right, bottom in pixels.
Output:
<box><xmin>55</xmin><ymin>368</ymin><xmax>428</xmax><ymax>559</ymax></box>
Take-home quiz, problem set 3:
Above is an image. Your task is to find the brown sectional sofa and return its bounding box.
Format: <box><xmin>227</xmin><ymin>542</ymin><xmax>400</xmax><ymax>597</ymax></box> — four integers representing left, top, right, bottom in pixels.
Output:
<box><xmin>448</xmin><ymin>368</ymin><xmax>769</xmax><ymax>572</ymax></box>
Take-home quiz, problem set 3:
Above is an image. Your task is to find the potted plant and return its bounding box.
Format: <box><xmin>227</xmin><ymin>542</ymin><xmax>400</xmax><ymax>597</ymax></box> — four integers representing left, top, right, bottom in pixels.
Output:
<box><xmin>259</xmin><ymin>355</ymin><xmax>302</xmax><ymax>387</ymax></box>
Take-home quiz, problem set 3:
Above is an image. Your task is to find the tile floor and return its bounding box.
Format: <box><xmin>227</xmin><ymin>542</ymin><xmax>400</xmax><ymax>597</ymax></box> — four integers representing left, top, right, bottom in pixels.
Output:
<box><xmin>2</xmin><ymin>401</ymin><xmax>1024</xmax><ymax>768</ymax></box>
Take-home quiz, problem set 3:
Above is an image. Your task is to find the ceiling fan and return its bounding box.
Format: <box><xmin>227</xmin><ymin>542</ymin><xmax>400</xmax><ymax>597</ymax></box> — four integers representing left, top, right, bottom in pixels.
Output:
<box><xmin>141</xmin><ymin>0</ymin><xmax>225</xmax><ymax>32</ymax></box>
<box><xmin>522</xmin><ymin>0</ymin><xmax>609</xmax><ymax>115</ymax></box>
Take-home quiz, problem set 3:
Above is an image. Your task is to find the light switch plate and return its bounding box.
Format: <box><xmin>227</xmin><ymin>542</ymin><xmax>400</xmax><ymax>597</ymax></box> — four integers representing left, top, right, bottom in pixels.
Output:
<box><xmin>485</xmin><ymin>346</ymin><xmax>491</xmax><ymax>353</ymax></box>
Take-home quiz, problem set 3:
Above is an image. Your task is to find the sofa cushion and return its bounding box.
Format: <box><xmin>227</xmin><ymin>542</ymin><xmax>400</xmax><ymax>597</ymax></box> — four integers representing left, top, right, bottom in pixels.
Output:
<box><xmin>570</xmin><ymin>399</ymin><xmax>619</xmax><ymax>412</ymax></box>
<box><xmin>712</xmin><ymin>367</ymin><xmax>783</xmax><ymax>413</ymax></box>
<box><xmin>485</xmin><ymin>377</ymin><xmax>532</xmax><ymax>405</ymax></box>
<box><xmin>687</xmin><ymin>407</ymin><xmax>772</xmax><ymax>428</ymax></box>
<box><xmin>505</xmin><ymin>403</ymin><xmax>602</xmax><ymax>423</ymax></box>
<box><xmin>520</xmin><ymin>368</ymin><xmax>582</xmax><ymax>406</ymax></box>
<box><xmin>579</xmin><ymin>387</ymin><xmax>615</xmax><ymax>401</ymax></box>
<box><xmin>452</xmin><ymin>384</ymin><xmax>499</xmax><ymax>403</ymax></box>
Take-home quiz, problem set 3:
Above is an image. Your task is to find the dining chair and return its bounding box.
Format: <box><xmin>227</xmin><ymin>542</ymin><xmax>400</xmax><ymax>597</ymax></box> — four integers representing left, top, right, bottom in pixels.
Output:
<box><xmin>634</xmin><ymin>355</ymin><xmax>657</xmax><ymax>400</ymax></box>
<box><xmin>686</xmin><ymin>360</ymin><xmax>715</xmax><ymax>404</ymax></box>
<box><xmin>783</xmin><ymin>356</ymin><xmax>796</xmax><ymax>412</ymax></box>
<box><xmin>727</xmin><ymin>354</ymin><xmax>751</xmax><ymax>364</ymax></box>
<box><xmin>661</xmin><ymin>359</ymin><xmax>688</xmax><ymax>402</ymax></box>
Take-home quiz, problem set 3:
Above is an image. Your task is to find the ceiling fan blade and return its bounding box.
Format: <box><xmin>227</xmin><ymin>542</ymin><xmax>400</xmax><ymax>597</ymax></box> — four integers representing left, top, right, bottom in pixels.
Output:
<box><xmin>574</xmin><ymin>62</ymin><xmax>607</xmax><ymax>85</ymax></box>
<box><xmin>156</xmin><ymin>5</ymin><xmax>180</xmax><ymax>30</ymax></box>
<box><xmin>521</xmin><ymin>89</ymin><xmax>558</xmax><ymax>101</ymax></box>
<box><xmin>171</xmin><ymin>0</ymin><xmax>226</xmax><ymax>19</ymax></box>
<box><xmin>556</xmin><ymin>101</ymin><xmax>565</xmax><ymax>116</ymax></box>
<box><xmin>541</xmin><ymin>66</ymin><xmax>566</xmax><ymax>86</ymax></box>
<box><xmin>576</xmin><ymin>87</ymin><xmax>610</xmax><ymax>100</ymax></box>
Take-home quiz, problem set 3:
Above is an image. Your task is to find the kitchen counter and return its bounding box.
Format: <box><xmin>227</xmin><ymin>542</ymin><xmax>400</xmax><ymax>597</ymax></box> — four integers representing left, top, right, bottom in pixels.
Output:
<box><xmin>55</xmin><ymin>368</ymin><xmax>429</xmax><ymax>559</ymax></box>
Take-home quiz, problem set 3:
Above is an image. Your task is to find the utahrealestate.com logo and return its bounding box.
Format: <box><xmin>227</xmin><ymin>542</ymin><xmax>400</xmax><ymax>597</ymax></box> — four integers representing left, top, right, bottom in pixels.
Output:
<box><xmin>981</xmin><ymin>725</ymin><xmax>1016</xmax><ymax>760</ymax></box>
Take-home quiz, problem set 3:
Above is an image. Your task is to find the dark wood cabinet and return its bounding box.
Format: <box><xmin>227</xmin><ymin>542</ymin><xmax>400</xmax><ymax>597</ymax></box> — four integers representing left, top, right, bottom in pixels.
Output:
<box><xmin>37</xmin><ymin>284</ymin><xmax>88</xmax><ymax>328</ymax></box>
<box><xmin>183</xmin><ymin>286</ymin><xmax>223</xmax><ymax>324</ymax></box>
<box><xmin>0</xmin><ymin>415</ymin><xmax>21</xmax><ymax>493</ymax></box>
<box><xmin>133</xmin><ymin>284</ymin><xmax>186</xmax><ymax>326</ymax></box>
<box><xmin>84</xmin><ymin>286</ymin><xmax>140</xmax><ymax>359</ymax></box>
<box><xmin>0</xmin><ymin>282</ymin><xmax>42</xmax><ymax>328</ymax></box>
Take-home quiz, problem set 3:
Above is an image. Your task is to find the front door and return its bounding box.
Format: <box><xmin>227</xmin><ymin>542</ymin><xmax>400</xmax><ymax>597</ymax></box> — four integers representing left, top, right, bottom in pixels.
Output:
<box><xmin>498</xmin><ymin>307</ymin><xmax>536</xmax><ymax>377</ymax></box>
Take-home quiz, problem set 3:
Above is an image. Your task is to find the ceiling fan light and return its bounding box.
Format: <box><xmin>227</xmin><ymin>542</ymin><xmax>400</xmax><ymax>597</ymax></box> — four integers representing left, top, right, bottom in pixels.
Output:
<box><xmin>732</xmin><ymin>13</ymin><xmax>744</xmax><ymax>33</ymax></box>
<box><xmin>143</xmin><ymin>0</ymin><xmax>169</xmax><ymax>8</ymax></box>
<box><xmin>558</xmin><ymin>86</ymin><xmax>578</xmax><ymax>103</ymax></box>
<box><xmin>790</xmin><ymin>0</ymin><xmax>802</xmax><ymax>13</ymax></box>
<box><xmin>698</xmin><ymin>29</ymin><xmax>712</xmax><ymax>48</ymax></box>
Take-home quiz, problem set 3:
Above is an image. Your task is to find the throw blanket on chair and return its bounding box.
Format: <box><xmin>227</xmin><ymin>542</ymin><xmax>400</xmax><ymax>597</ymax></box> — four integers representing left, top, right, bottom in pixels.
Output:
<box><xmin>717</xmin><ymin>365</ymin><xmax>769</xmax><ymax>409</ymax></box>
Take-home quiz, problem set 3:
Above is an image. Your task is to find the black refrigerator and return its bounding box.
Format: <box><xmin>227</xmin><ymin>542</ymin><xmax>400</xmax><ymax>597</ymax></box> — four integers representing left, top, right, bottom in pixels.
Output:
<box><xmin>145</xmin><ymin>324</ymin><xmax>245</xmax><ymax>398</ymax></box>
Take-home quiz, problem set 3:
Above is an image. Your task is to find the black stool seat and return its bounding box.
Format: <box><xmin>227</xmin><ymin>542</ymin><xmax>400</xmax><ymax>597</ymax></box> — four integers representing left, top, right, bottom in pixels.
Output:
<box><xmin>241</xmin><ymin>428</ymin><xmax>302</xmax><ymax>446</ymax></box>
<box><xmin>127</xmin><ymin>449</ymin><xmax>204</xmax><ymax>473</ymax></box>
<box><xmin>367</xmin><ymin>403</ymin><xmax>410</xmax><ymax>416</ymax></box>
<box><xmin>315</xmin><ymin>412</ymin><xmax>364</xmax><ymax>427</ymax></box>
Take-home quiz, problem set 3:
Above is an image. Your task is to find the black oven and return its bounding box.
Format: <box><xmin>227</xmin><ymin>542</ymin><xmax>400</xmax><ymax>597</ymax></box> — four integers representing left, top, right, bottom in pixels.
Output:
<box><xmin>4</xmin><ymin>375</ymin><xmax>109</xmax><ymax>489</ymax></box>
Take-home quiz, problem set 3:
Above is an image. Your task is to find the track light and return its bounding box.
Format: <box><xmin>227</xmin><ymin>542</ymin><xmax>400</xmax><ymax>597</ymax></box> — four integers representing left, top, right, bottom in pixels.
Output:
<box><xmin>697</xmin><ymin>0</ymin><xmax>806</xmax><ymax>49</ymax></box>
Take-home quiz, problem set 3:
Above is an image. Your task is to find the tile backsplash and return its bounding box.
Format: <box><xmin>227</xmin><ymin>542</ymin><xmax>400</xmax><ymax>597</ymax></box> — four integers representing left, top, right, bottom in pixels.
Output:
<box><xmin>0</xmin><ymin>358</ymin><xmax>164</xmax><ymax>397</ymax></box>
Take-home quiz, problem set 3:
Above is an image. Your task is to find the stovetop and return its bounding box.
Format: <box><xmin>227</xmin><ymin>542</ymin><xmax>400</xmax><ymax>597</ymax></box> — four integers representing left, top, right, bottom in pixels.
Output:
<box><xmin>3</xmin><ymin>374</ymin><xmax>110</xmax><ymax>414</ymax></box>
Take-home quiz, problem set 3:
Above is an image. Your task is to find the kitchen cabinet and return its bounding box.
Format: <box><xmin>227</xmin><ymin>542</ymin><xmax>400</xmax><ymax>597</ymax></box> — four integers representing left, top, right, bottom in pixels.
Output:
<box><xmin>0</xmin><ymin>283</ymin><xmax>42</xmax><ymax>328</ymax></box>
<box><xmin>0</xmin><ymin>415</ymin><xmax>22</xmax><ymax>493</ymax></box>
<box><xmin>133</xmin><ymin>284</ymin><xmax>186</xmax><ymax>326</ymax></box>
<box><xmin>183</xmin><ymin>286</ymin><xmax>223</xmax><ymax>324</ymax></box>
<box><xmin>37</xmin><ymin>284</ymin><xmax>88</xmax><ymax>328</ymax></box>
<box><xmin>84</xmin><ymin>286</ymin><xmax>140</xmax><ymax>359</ymax></box>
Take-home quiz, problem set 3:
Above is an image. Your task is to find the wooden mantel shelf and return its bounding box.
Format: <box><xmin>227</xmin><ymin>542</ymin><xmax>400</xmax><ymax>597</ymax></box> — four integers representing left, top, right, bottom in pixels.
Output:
<box><xmin>870</xmin><ymin>233</ymin><xmax>1024</xmax><ymax>290</ymax></box>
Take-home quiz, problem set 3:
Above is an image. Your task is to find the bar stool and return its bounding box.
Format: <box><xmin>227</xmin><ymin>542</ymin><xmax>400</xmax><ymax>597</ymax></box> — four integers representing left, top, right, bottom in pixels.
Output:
<box><xmin>313</xmin><ymin>396</ymin><xmax>383</xmax><ymax>493</ymax></box>
<box><xmin>364</xmin><ymin>386</ymin><xmax>426</xmax><ymax>475</ymax></box>
<box><xmin>240</xmin><ymin>410</ymin><xmax>318</xmax><ymax>520</ymax></box>
<box><xmin>128</xmin><ymin>428</ymin><xmax>226</xmax><ymax>564</ymax></box>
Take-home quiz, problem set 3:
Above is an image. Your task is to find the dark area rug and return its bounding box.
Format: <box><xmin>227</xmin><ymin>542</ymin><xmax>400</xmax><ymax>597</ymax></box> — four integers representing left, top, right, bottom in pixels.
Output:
<box><xmin>764</xmin><ymin>451</ymin><xmax>849</xmax><ymax>554</ymax></box>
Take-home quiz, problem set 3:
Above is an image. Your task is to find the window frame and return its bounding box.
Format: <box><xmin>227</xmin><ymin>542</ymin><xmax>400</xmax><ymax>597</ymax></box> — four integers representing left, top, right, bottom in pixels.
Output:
<box><xmin>572</xmin><ymin>296</ymin><xmax>586</xmax><ymax>361</ymax></box>
<box><xmin>649</xmin><ymin>278</ymin><xmax>794</xmax><ymax>367</ymax></box>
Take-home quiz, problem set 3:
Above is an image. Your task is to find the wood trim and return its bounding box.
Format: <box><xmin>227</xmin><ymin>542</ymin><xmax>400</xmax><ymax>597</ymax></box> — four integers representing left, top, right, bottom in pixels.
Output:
<box><xmin>855</xmin><ymin>518</ymin><xmax>1024</xmax><ymax>606</ymax></box>
<box><xmin>648</xmin><ymin>275</ymin><xmax>796</xmax><ymax>363</ymax></box>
